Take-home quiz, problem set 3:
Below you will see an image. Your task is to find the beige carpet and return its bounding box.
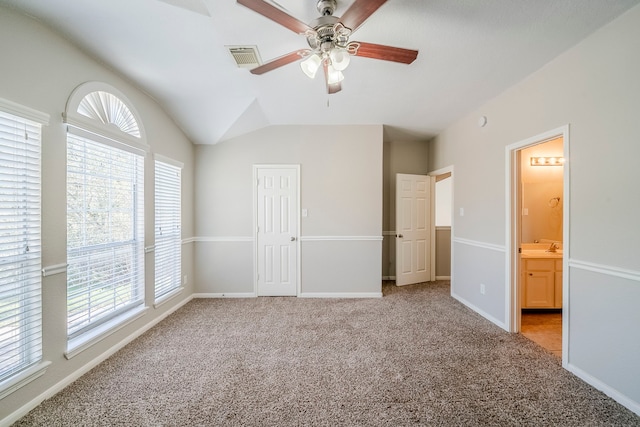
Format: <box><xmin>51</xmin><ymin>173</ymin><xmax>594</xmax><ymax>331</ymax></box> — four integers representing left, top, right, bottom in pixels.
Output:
<box><xmin>14</xmin><ymin>281</ymin><xmax>640</xmax><ymax>426</ymax></box>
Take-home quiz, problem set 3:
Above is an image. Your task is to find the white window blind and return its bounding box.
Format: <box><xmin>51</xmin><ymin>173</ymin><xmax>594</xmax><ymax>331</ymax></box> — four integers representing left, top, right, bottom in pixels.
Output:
<box><xmin>154</xmin><ymin>160</ymin><xmax>181</xmax><ymax>300</ymax></box>
<box><xmin>66</xmin><ymin>134</ymin><xmax>144</xmax><ymax>339</ymax></box>
<box><xmin>0</xmin><ymin>110</ymin><xmax>42</xmax><ymax>384</ymax></box>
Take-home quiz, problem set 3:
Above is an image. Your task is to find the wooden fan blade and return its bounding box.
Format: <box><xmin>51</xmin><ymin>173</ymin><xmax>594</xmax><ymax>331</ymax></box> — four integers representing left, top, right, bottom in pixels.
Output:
<box><xmin>323</xmin><ymin>60</ymin><xmax>342</xmax><ymax>94</ymax></box>
<box><xmin>339</xmin><ymin>0</ymin><xmax>387</xmax><ymax>33</ymax></box>
<box><xmin>250</xmin><ymin>50</ymin><xmax>310</xmax><ymax>75</ymax></box>
<box><xmin>237</xmin><ymin>0</ymin><xmax>312</xmax><ymax>34</ymax></box>
<box><xmin>351</xmin><ymin>42</ymin><xmax>418</xmax><ymax>64</ymax></box>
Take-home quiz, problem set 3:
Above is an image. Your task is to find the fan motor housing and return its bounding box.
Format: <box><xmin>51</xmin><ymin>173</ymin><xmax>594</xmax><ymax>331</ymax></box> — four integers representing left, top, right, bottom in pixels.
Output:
<box><xmin>306</xmin><ymin>15</ymin><xmax>340</xmax><ymax>49</ymax></box>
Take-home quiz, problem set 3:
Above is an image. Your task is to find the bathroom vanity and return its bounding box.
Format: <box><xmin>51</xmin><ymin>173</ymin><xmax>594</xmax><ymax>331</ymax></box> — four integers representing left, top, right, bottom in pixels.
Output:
<box><xmin>521</xmin><ymin>248</ymin><xmax>563</xmax><ymax>309</ymax></box>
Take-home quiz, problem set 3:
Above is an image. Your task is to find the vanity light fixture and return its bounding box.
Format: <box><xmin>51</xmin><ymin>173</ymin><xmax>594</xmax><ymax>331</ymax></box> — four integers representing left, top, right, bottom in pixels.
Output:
<box><xmin>530</xmin><ymin>156</ymin><xmax>565</xmax><ymax>166</ymax></box>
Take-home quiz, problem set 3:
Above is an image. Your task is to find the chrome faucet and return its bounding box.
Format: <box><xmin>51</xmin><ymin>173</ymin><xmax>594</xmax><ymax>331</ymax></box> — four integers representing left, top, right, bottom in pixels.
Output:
<box><xmin>547</xmin><ymin>242</ymin><xmax>559</xmax><ymax>253</ymax></box>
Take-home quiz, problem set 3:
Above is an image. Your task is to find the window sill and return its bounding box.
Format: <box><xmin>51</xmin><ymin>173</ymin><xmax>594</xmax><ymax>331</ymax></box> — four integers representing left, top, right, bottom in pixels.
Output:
<box><xmin>0</xmin><ymin>360</ymin><xmax>52</xmax><ymax>400</ymax></box>
<box><xmin>65</xmin><ymin>305</ymin><xmax>149</xmax><ymax>360</ymax></box>
<box><xmin>154</xmin><ymin>287</ymin><xmax>184</xmax><ymax>309</ymax></box>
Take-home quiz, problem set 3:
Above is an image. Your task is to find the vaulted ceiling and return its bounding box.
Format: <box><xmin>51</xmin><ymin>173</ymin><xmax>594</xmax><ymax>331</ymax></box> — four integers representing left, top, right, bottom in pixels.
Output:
<box><xmin>2</xmin><ymin>0</ymin><xmax>639</xmax><ymax>144</ymax></box>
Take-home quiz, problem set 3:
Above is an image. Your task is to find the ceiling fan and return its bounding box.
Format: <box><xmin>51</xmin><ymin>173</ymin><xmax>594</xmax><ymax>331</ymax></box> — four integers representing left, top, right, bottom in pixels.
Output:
<box><xmin>237</xmin><ymin>0</ymin><xmax>419</xmax><ymax>94</ymax></box>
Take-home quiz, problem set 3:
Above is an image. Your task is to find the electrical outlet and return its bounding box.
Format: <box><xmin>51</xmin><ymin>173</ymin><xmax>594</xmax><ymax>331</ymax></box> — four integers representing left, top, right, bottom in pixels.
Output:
<box><xmin>480</xmin><ymin>283</ymin><xmax>485</xmax><ymax>295</ymax></box>
<box><xmin>183</xmin><ymin>275</ymin><xmax>188</xmax><ymax>285</ymax></box>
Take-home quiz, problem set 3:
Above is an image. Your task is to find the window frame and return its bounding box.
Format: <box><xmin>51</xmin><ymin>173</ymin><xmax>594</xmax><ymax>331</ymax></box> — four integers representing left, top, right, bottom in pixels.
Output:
<box><xmin>63</xmin><ymin>83</ymin><xmax>148</xmax><ymax>358</ymax></box>
<box><xmin>153</xmin><ymin>155</ymin><xmax>183</xmax><ymax>305</ymax></box>
<box><xmin>66</xmin><ymin>134</ymin><xmax>146</xmax><ymax>340</ymax></box>
<box><xmin>0</xmin><ymin>97</ymin><xmax>50</xmax><ymax>398</ymax></box>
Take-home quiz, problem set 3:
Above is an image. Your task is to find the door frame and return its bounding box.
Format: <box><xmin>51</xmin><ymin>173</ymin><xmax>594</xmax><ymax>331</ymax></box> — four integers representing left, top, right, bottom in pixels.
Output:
<box><xmin>505</xmin><ymin>125</ymin><xmax>570</xmax><ymax>367</ymax></box>
<box><xmin>429</xmin><ymin>165</ymin><xmax>454</xmax><ymax>283</ymax></box>
<box><xmin>253</xmin><ymin>164</ymin><xmax>301</xmax><ymax>297</ymax></box>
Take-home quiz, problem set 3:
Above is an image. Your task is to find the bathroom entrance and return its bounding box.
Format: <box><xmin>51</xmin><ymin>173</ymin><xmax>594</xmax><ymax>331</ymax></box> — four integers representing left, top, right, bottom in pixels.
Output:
<box><xmin>507</xmin><ymin>126</ymin><xmax>569</xmax><ymax>363</ymax></box>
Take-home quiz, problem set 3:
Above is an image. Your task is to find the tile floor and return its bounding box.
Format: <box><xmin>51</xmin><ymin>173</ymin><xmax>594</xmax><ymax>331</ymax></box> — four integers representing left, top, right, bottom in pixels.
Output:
<box><xmin>520</xmin><ymin>310</ymin><xmax>562</xmax><ymax>357</ymax></box>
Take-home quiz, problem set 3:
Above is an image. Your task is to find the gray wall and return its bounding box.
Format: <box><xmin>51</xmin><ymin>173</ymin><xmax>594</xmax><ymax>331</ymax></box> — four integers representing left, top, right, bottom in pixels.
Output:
<box><xmin>429</xmin><ymin>4</ymin><xmax>640</xmax><ymax>413</ymax></box>
<box><xmin>0</xmin><ymin>7</ymin><xmax>195</xmax><ymax>420</ymax></box>
<box><xmin>435</xmin><ymin>227</ymin><xmax>451</xmax><ymax>278</ymax></box>
<box><xmin>382</xmin><ymin>140</ymin><xmax>429</xmax><ymax>278</ymax></box>
<box><xmin>194</xmin><ymin>125</ymin><xmax>383</xmax><ymax>295</ymax></box>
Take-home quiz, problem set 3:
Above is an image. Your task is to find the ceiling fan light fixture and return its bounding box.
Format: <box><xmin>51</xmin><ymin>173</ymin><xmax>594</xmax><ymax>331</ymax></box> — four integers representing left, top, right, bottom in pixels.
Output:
<box><xmin>300</xmin><ymin>53</ymin><xmax>322</xmax><ymax>79</ymax></box>
<box><xmin>329</xmin><ymin>47</ymin><xmax>350</xmax><ymax>71</ymax></box>
<box><xmin>236</xmin><ymin>0</ymin><xmax>419</xmax><ymax>94</ymax></box>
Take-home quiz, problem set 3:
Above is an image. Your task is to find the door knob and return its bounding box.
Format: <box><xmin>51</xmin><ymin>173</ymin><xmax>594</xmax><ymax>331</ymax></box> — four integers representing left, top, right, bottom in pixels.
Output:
<box><xmin>397</xmin><ymin>234</ymin><xmax>403</xmax><ymax>238</ymax></box>
<box><xmin>290</xmin><ymin>237</ymin><xmax>296</xmax><ymax>241</ymax></box>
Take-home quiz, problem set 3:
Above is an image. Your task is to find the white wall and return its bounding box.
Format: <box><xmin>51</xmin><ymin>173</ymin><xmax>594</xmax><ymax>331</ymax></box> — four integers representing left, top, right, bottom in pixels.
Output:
<box><xmin>194</xmin><ymin>125</ymin><xmax>383</xmax><ymax>296</ymax></box>
<box><xmin>435</xmin><ymin>177</ymin><xmax>452</xmax><ymax>227</ymax></box>
<box><xmin>429</xmin><ymin>4</ymin><xmax>640</xmax><ymax>414</ymax></box>
<box><xmin>0</xmin><ymin>7</ymin><xmax>195</xmax><ymax>422</ymax></box>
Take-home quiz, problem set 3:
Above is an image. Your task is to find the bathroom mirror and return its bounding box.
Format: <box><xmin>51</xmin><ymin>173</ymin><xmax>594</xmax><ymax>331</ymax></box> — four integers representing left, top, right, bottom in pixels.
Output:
<box><xmin>520</xmin><ymin>138</ymin><xmax>563</xmax><ymax>243</ymax></box>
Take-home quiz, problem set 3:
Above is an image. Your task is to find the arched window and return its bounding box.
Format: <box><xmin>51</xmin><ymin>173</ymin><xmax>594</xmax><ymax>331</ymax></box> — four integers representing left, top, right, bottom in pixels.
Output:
<box><xmin>77</xmin><ymin>90</ymin><xmax>141</xmax><ymax>137</ymax></box>
<box><xmin>63</xmin><ymin>82</ymin><xmax>147</xmax><ymax>358</ymax></box>
<box><xmin>64</xmin><ymin>81</ymin><xmax>147</xmax><ymax>151</ymax></box>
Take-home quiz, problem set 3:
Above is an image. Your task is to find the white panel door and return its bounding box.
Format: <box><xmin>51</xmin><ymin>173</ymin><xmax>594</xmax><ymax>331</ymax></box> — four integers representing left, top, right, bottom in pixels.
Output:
<box><xmin>395</xmin><ymin>173</ymin><xmax>431</xmax><ymax>286</ymax></box>
<box><xmin>256</xmin><ymin>167</ymin><xmax>298</xmax><ymax>296</ymax></box>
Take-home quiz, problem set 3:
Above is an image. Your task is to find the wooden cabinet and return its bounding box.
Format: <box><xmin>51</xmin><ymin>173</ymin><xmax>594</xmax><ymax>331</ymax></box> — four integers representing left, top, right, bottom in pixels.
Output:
<box><xmin>522</xmin><ymin>258</ymin><xmax>563</xmax><ymax>308</ymax></box>
<box><xmin>554</xmin><ymin>259</ymin><xmax>563</xmax><ymax>308</ymax></box>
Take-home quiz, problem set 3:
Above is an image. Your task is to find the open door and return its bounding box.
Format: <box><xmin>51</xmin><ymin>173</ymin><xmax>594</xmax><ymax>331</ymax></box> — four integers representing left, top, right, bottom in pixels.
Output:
<box><xmin>395</xmin><ymin>173</ymin><xmax>431</xmax><ymax>286</ymax></box>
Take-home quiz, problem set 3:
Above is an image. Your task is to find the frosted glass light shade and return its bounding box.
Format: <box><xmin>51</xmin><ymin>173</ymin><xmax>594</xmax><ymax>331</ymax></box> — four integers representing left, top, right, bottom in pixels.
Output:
<box><xmin>329</xmin><ymin>47</ymin><xmax>350</xmax><ymax>71</ymax></box>
<box><xmin>327</xmin><ymin>65</ymin><xmax>344</xmax><ymax>84</ymax></box>
<box><xmin>300</xmin><ymin>54</ymin><xmax>322</xmax><ymax>79</ymax></box>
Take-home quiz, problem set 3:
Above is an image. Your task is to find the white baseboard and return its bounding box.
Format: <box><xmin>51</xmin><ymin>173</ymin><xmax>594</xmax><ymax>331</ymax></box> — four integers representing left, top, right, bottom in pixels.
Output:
<box><xmin>193</xmin><ymin>292</ymin><xmax>256</xmax><ymax>298</ymax></box>
<box><xmin>566</xmin><ymin>363</ymin><xmax>640</xmax><ymax>416</ymax></box>
<box><xmin>1</xmin><ymin>295</ymin><xmax>194</xmax><ymax>427</ymax></box>
<box><xmin>299</xmin><ymin>292</ymin><xmax>383</xmax><ymax>299</ymax></box>
<box><xmin>193</xmin><ymin>292</ymin><xmax>384</xmax><ymax>299</ymax></box>
<box><xmin>451</xmin><ymin>292</ymin><xmax>508</xmax><ymax>331</ymax></box>
<box><xmin>383</xmin><ymin>276</ymin><xmax>450</xmax><ymax>282</ymax></box>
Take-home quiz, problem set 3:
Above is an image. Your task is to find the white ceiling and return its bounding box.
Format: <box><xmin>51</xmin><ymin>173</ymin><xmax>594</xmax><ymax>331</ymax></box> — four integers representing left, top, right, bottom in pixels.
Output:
<box><xmin>2</xmin><ymin>0</ymin><xmax>639</xmax><ymax>144</ymax></box>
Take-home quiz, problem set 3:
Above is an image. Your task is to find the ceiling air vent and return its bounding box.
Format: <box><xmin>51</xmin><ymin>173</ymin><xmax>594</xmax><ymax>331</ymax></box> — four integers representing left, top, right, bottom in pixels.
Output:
<box><xmin>227</xmin><ymin>46</ymin><xmax>262</xmax><ymax>69</ymax></box>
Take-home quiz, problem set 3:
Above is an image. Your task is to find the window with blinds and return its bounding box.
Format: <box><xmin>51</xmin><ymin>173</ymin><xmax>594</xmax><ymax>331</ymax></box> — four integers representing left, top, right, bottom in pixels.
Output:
<box><xmin>66</xmin><ymin>134</ymin><xmax>144</xmax><ymax>339</ymax></box>
<box><xmin>154</xmin><ymin>159</ymin><xmax>182</xmax><ymax>301</ymax></box>
<box><xmin>0</xmin><ymin>110</ymin><xmax>42</xmax><ymax>384</ymax></box>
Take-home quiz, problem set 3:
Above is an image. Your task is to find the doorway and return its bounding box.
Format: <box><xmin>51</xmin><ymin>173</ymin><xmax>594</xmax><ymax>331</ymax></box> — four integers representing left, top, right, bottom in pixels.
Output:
<box><xmin>432</xmin><ymin>168</ymin><xmax>452</xmax><ymax>281</ymax></box>
<box><xmin>254</xmin><ymin>165</ymin><xmax>300</xmax><ymax>296</ymax></box>
<box><xmin>507</xmin><ymin>126</ymin><xmax>569</xmax><ymax>365</ymax></box>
